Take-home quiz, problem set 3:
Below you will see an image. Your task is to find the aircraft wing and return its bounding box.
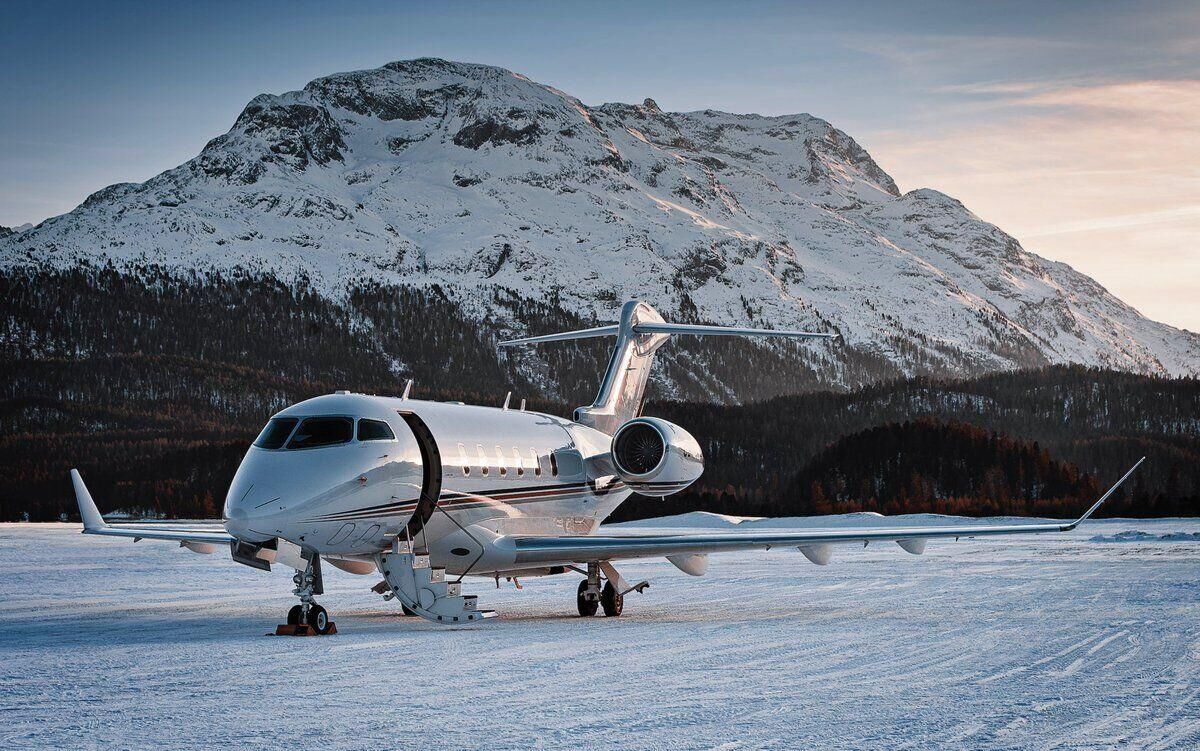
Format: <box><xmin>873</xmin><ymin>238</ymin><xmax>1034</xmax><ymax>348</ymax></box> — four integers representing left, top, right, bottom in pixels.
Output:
<box><xmin>71</xmin><ymin>469</ymin><xmax>233</xmax><ymax>546</ymax></box>
<box><xmin>509</xmin><ymin>458</ymin><xmax>1144</xmax><ymax>566</ymax></box>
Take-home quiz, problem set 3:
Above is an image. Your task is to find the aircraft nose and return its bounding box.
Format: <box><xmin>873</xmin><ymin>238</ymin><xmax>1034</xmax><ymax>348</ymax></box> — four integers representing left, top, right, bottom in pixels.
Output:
<box><xmin>224</xmin><ymin>502</ymin><xmax>275</xmax><ymax>543</ymax></box>
<box><xmin>224</xmin><ymin>501</ymin><xmax>248</xmax><ymax>534</ymax></box>
<box><xmin>223</xmin><ymin>478</ymin><xmax>276</xmax><ymax>543</ymax></box>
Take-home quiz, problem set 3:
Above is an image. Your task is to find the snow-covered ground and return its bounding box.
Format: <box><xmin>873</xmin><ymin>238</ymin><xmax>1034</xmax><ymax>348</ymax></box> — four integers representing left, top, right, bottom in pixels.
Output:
<box><xmin>3</xmin><ymin>516</ymin><xmax>1199</xmax><ymax>750</ymax></box>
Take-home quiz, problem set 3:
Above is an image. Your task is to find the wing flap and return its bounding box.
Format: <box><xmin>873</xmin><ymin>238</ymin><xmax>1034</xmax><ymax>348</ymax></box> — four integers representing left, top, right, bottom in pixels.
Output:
<box><xmin>83</xmin><ymin>525</ymin><xmax>233</xmax><ymax>544</ymax></box>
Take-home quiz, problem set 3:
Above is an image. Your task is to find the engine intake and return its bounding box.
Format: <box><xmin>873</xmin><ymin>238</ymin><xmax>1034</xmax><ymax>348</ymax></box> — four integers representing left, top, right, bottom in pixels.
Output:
<box><xmin>611</xmin><ymin>417</ymin><xmax>703</xmax><ymax>497</ymax></box>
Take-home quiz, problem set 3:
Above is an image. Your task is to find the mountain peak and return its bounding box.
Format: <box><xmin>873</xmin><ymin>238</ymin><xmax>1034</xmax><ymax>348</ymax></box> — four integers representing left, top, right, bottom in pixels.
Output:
<box><xmin>2</xmin><ymin>58</ymin><xmax>1195</xmax><ymax>393</ymax></box>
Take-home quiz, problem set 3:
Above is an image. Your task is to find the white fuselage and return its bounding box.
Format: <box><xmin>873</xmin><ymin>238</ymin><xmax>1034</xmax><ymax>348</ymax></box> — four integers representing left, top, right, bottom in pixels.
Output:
<box><xmin>222</xmin><ymin>392</ymin><xmax>632</xmax><ymax>576</ymax></box>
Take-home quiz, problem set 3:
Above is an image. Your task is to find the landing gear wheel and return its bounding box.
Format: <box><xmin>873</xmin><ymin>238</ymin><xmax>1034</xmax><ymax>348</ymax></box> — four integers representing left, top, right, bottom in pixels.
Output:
<box><xmin>600</xmin><ymin>581</ymin><xmax>623</xmax><ymax>617</ymax></box>
<box><xmin>401</xmin><ymin>604</ymin><xmax>418</xmax><ymax>617</ymax></box>
<box><xmin>577</xmin><ymin>579</ymin><xmax>599</xmax><ymax>617</ymax></box>
<box><xmin>287</xmin><ymin>604</ymin><xmax>303</xmax><ymax>625</ymax></box>
<box><xmin>307</xmin><ymin>604</ymin><xmax>332</xmax><ymax>635</ymax></box>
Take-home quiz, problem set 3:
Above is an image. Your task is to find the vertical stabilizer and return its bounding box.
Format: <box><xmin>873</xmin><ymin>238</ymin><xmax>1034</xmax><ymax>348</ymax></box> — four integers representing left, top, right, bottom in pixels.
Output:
<box><xmin>498</xmin><ymin>299</ymin><xmax>837</xmax><ymax>435</ymax></box>
<box><xmin>573</xmin><ymin>301</ymin><xmax>671</xmax><ymax>434</ymax></box>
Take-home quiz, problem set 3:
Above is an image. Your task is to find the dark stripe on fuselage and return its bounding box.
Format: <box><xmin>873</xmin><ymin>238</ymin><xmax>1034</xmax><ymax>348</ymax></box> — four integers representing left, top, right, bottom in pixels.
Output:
<box><xmin>305</xmin><ymin>480</ymin><xmax>618</xmax><ymax>523</ymax></box>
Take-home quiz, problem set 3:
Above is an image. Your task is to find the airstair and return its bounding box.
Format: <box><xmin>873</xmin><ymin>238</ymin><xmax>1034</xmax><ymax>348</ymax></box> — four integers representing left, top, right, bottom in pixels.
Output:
<box><xmin>376</xmin><ymin>539</ymin><xmax>495</xmax><ymax>624</ymax></box>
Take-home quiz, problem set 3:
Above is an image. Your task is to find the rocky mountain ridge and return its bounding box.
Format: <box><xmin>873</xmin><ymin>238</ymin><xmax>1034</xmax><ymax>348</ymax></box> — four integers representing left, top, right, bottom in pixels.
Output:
<box><xmin>3</xmin><ymin>58</ymin><xmax>1195</xmax><ymax>399</ymax></box>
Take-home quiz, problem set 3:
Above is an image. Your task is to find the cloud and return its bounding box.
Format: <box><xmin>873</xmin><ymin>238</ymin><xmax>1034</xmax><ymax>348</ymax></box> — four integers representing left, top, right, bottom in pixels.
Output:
<box><xmin>935</xmin><ymin>80</ymin><xmax>1053</xmax><ymax>96</ymax></box>
<box><xmin>1021</xmin><ymin>206</ymin><xmax>1200</xmax><ymax>238</ymax></box>
<box><xmin>842</xmin><ymin>32</ymin><xmax>1084</xmax><ymax>78</ymax></box>
<box><xmin>1016</xmin><ymin>79</ymin><xmax>1200</xmax><ymax>122</ymax></box>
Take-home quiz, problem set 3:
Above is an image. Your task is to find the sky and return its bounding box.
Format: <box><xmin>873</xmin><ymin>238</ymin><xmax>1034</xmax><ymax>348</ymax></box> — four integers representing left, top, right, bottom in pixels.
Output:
<box><xmin>2</xmin><ymin>0</ymin><xmax>1197</xmax><ymax>331</ymax></box>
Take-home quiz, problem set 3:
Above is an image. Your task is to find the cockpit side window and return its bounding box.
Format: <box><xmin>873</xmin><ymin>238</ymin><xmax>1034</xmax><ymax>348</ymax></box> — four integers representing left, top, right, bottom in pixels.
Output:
<box><xmin>357</xmin><ymin>419</ymin><xmax>395</xmax><ymax>442</ymax></box>
<box><xmin>287</xmin><ymin>417</ymin><xmax>353</xmax><ymax>449</ymax></box>
<box><xmin>253</xmin><ymin>418</ymin><xmax>298</xmax><ymax>449</ymax></box>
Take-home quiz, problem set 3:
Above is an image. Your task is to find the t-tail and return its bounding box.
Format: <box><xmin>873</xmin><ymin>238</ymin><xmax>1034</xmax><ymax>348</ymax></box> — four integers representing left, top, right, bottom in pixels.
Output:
<box><xmin>499</xmin><ymin>300</ymin><xmax>838</xmax><ymax>434</ymax></box>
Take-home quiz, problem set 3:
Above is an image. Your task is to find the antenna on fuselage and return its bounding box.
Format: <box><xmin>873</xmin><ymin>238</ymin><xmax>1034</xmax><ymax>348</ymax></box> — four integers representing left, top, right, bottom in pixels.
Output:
<box><xmin>502</xmin><ymin>391</ymin><xmax>512</xmax><ymax>410</ymax></box>
<box><xmin>519</xmin><ymin>398</ymin><xmax>526</xmax><ymax>411</ymax></box>
<box><xmin>401</xmin><ymin>379</ymin><xmax>413</xmax><ymax>400</ymax></box>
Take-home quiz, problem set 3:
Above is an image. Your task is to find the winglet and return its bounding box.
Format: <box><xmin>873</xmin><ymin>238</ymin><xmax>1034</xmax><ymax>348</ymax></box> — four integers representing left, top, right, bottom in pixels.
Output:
<box><xmin>1063</xmin><ymin>457</ymin><xmax>1145</xmax><ymax>530</ymax></box>
<box><xmin>70</xmin><ymin>469</ymin><xmax>107</xmax><ymax>531</ymax></box>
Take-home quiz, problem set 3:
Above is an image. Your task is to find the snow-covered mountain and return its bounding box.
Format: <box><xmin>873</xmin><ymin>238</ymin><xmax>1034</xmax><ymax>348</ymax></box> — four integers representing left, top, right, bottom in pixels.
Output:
<box><xmin>3</xmin><ymin>58</ymin><xmax>1196</xmax><ymax>394</ymax></box>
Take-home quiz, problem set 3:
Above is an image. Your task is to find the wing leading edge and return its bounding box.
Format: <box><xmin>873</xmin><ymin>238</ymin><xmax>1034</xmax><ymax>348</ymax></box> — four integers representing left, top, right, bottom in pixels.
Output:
<box><xmin>71</xmin><ymin>469</ymin><xmax>233</xmax><ymax>545</ymax></box>
<box><xmin>509</xmin><ymin>458</ymin><xmax>1145</xmax><ymax>565</ymax></box>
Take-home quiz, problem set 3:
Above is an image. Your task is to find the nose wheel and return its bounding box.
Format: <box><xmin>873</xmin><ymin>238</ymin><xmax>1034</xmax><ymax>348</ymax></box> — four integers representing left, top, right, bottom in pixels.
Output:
<box><xmin>275</xmin><ymin>551</ymin><xmax>335</xmax><ymax>636</ymax></box>
<box><xmin>285</xmin><ymin>602</ymin><xmax>331</xmax><ymax>633</ymax></box>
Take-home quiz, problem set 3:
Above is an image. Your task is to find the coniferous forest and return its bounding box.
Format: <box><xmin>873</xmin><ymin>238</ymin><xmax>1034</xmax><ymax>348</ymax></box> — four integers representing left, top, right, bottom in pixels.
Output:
<box><xmin>2</xmin><ymin>266</ymin><xmax>1197</xmax><ymax>522</ymax></box>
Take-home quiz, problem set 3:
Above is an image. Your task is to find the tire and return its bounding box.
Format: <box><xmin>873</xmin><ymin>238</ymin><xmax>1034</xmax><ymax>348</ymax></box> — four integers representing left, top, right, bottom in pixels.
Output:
<box><xmin>307</xmin><ymin>603</ymin><xmax>332</xmax><ymax>634</ymax></box>
<box><xmin>401</xmin><ymin>603</ymin><xmax>418</xmax><ymax>617</ymax></box>
<box><xmin>600</xmin><ymin>581</ymin><xmax>623</xmax><ymax>617</ymax></box>
<box><xmin>576</xmin><ymin>579</ymin><xmax>599</xmax><ymax>617</ymax></box>
<box><xmin>287</xmin><ymin>604</ymin><xmax>303</xmax><ymax>625</ymax></box>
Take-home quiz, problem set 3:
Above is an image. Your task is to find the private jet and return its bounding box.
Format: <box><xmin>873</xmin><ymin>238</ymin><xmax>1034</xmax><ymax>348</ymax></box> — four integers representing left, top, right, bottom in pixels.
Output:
<box><xmin>71</xmin><ymin>300</ymin><xmax>1144</xmax><ymax>631</ymax></box>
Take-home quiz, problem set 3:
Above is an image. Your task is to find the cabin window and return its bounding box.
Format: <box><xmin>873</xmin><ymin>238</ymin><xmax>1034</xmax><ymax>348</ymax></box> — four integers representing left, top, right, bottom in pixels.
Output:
<box><xmin>512</xmin><ymin>447</ymin><xmax>524</xmax><ymax>477</ymax></box>
<box><xmin>253</xmin><ymin>418</ymin><xmax>298</xmax><ymax>449</ymax></box>
<box><xmin>549</xmin><ymin>452</ymin><xmax>558</xmax><ymax>477</ymax></box>
<box><xmin>356</xmin><ymin>419</ymin><xmax>395</xmax><ymax>442</ymax></box>
<box><xmin>477</xmin><ymin>444</ymin><xmax>489</xmax><ymax>476</ymax></box>
<box><xmin>458</xmin><ymin>443</ymin><xmax>470</xmax><ymax>476</ymax></box>
<box><xmin>495</xmin><ymin>445</ymin><xmax>507</xmax><ymax>477</ymax></box>
<box><xmin>553</xmin><ymin>449</ymin><xmax>584</xmax><ymax>478</ymax></box>
<box><xmin>530</xmin><ymin>449</ymin><xmax>541</xmax><ymax>477</ymax></box>
<box><xmin>287</xmin><ymin>417</ymin><xmax>353</xmax><ymax>449</ymax></box>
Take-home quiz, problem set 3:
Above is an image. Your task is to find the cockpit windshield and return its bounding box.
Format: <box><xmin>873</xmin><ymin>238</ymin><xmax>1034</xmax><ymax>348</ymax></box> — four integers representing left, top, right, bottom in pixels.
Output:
<box><xmin>286</xmin><ymin>416</ymin><xmax>354</xmax><ymax>449</ymax></box>
<box><xmin>253</xmin><ymin>418</ymin><xmax>298</xmax><ymax>449</ymax></box>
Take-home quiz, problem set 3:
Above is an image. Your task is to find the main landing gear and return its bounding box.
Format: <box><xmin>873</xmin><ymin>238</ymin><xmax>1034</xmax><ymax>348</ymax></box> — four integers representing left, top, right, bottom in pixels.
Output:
<box><xmin>601</xmin><ymin>581</ymin><xmax>623</xmax><ymax>617</ymax></box>
<box><xmin>576</xmin><ymin>562</ymin><xmax>644</xmax><ymax>618</ymax></box>
<box><xmin>275</xmin><ymin>551</ymin><xmax>336</xmax><ymax>636</ymax></box>
<box><xmin>577</xmin><ymin>579</ymin><xmax>600</xmax><ymax>616</ymax></box>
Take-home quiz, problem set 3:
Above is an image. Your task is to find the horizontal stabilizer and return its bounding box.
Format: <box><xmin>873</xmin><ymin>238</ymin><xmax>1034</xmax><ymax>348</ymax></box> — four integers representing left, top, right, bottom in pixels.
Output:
<box><xmin>499</xmin><ymin>318</ymin><xmax>836</xmax><ymax>347</ymax></box>
<box><xmin>498</xmin><ymin>324</ymin><xmax>620</xmax><ymax>347</ymax></box>
<box><xmin>631</xmin><ymin>321</ymin><xmax>837</xmax><ymax>340</ymax></box>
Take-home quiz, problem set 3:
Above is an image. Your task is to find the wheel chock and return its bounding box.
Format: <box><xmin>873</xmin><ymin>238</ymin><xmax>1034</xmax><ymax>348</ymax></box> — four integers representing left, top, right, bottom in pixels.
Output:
<box><xmin>270</xmin><ymin>622</ymin><xmax>338</xmax><ymax>636</ymax></box>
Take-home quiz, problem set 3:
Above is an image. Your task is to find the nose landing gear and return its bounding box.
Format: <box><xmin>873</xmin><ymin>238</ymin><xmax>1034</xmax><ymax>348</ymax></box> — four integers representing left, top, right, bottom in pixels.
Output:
<box><xmin>274</xmin><ymin>551</ymin><xmax>336</xmax><ymax>636</ymax></box>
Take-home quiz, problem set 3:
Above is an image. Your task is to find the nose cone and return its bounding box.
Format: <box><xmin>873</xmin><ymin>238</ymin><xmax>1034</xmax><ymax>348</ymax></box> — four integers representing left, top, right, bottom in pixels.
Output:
<box><xmin>223</xmin><ymin>505</ymin><xmax>253</xmax><ymax>541</ymax></box>
<box><xmin>223</xmin><ymin>458</ymin><xmax>276</xmax><ymax>543</ymax></box>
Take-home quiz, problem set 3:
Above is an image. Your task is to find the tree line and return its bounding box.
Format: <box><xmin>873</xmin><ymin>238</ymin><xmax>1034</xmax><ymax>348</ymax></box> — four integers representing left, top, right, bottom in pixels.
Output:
<box><xmin>1</xmin><ymin>265</ymin><xmax>1196</xmax><ymax>521</ymax></box>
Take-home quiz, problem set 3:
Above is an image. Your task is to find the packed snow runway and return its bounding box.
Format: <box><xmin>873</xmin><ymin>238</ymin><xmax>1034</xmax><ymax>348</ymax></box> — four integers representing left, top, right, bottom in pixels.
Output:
<box><xmin>3</xmin><ymin>515</ymin><xmax>1199</xmax><ymax>751</ymax></box>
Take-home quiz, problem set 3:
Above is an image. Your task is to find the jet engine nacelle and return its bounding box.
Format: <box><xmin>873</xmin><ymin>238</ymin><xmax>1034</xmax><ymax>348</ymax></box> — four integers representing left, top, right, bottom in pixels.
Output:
<box><xmin>610</xmin><ymin>417</ymin><xmax>703</xmax><ymax>497</ymax></box>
